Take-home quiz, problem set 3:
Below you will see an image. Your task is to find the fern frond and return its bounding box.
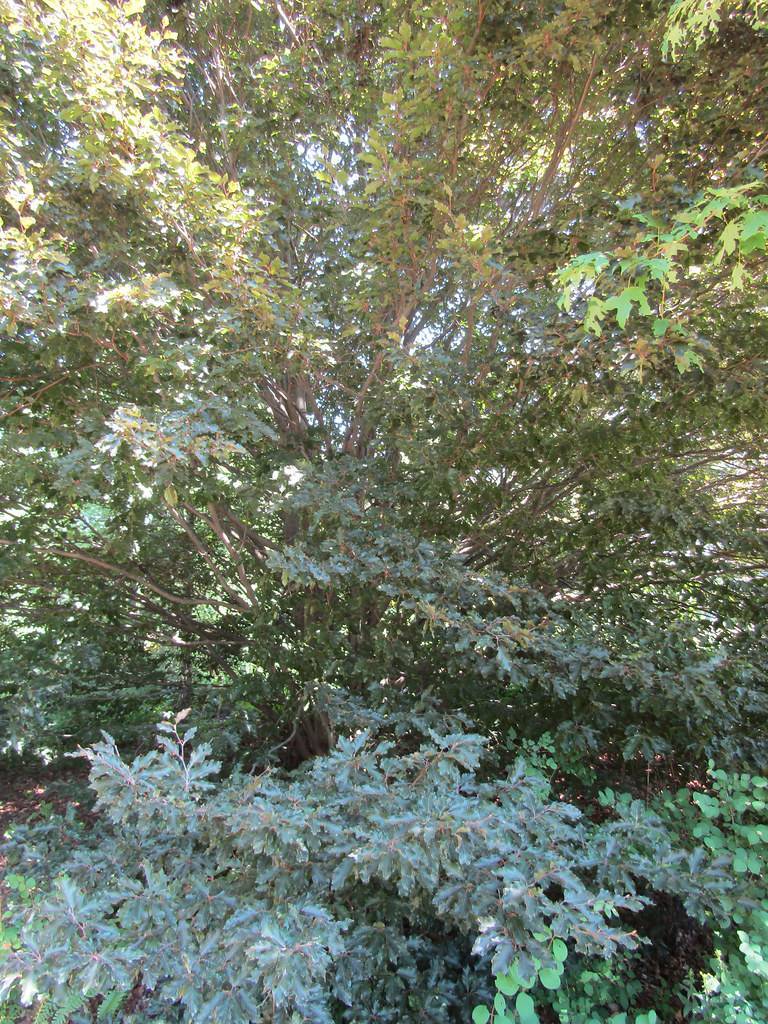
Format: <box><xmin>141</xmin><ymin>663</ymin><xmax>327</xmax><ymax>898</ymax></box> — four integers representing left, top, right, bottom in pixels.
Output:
<box><xmin>97</xmin><ymin>989</ymin><xmax>126</xmax><ymax>1023</ymax></box>
<box><xmin>50</xmin><ymin>991</ymin><xmax>85</xmax><ymax>1024</ymax></box>
<box><xmin>34</xmin><ymin>998</ymin><xmax>54</xmax><ymax>1024</ymax></box>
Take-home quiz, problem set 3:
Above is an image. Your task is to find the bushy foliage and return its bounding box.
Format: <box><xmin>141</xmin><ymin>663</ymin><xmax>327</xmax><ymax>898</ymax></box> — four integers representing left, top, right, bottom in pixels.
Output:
<box><xmin>660</xmin><ymin>770</ymin><xmax>768</xmax><ymax>1023</ymax></box>
<box><xmin>0</xmin><ymin>709</ymin><xmax>684</xmax><ymax>1023</ymax></box>
<box><xmin>1</xmin><ymin>0</ymin><xmax>768</xmax><ymax>1020</ymax></box>
<box><xmin>4</xmin><ymin>711</ymin><xmax>768</xmax><ymax>1024</ymax></box>
<box><xmin>465</xmin><ymin>766</ymin><xmax>768</xmax><ymax>1024</ymax></box>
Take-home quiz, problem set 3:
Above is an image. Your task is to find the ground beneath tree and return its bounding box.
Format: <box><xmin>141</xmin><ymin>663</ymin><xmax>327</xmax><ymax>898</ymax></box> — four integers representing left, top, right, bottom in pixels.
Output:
<box><xmin>0</xmin><ymin>766</ymin><xmax>91</xmax><ymax>871</ymax></box>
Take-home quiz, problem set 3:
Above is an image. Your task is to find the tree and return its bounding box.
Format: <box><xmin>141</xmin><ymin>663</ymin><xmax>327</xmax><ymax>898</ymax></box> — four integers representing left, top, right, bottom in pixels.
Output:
<box><xmin>3</xmin><ymin>3</ymin><xmax>768</xmax><ymax>1021</ymax></box>
<box><xmin>0</xmin><ymin>0</ymin><xmax>767</xmax><ymax>768</ymax></box>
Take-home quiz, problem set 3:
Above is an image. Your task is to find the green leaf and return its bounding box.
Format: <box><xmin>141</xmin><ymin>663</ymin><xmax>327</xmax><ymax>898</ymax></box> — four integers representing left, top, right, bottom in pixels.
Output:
<box><xmin>716</xmin><ymin>219</ymin><xmax>740</xmax><ymax>263</ymax></box>
<box><xmin>496</xmin><ymin>973</ymin><xmax>520</xmax><ymax>996</ymax></box>
<box><xmin>472</xmin><ymin>1006</ymin><xmax>490</xmax><ymax>1024</ymax></box>
<box><xmin>740</xmin><ymin>210</ymin><xmax>768</xmax><ymax>239</ymax></box>
<box><xmin>644</xmin><ymin>257</ymin><xmax>670</xmax><ymax>281</ymax></box>
<box><xmin>741</xmin><ymin>232</ymin><xmax>767</xmax><ymax>254</ymax></box>
<box><xmin>515</xmin><ymin>992</ymin><xmax>539</xmax><ymax>1024</ymax></box>
<box><xmin>538</xmin><ymin>967</ymin><xmax>561</xmax><ymax>990</ymax></box>
<box><xmin>604</xmin><ymin>286</ymin><xmax>652</xmax><ymax>328</ymax></box>
<box><xmin>652</xmin><ymin>317</ymin><xmax>671</xmax><ymax>338</ymax></box>
<box><xmin>693</xmin><ymin>793</ymin><xmax>721</xmax><ymax>818</ymax></box>
<box><xmin>552</xmin><ymin>939</ymin><xmax>568</xmax><ymax>963</ymax></box>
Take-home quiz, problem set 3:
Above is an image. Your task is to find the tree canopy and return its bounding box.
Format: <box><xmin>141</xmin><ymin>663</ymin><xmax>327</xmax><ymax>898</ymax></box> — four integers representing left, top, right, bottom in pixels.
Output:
<box><xmin>1</xmin><ymin>0</ymin><xmax>768</xmax><ymax>1020</ymax></box>
<box><xmin>1</xmin><ymin>0</ymin><xmax>767</xmax><ymax>765</ymax></box>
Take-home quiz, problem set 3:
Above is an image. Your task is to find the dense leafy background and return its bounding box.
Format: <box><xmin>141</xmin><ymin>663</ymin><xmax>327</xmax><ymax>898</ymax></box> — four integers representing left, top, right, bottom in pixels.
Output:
<box><xmin>1</xmin><ymin>0</ymin><xmax>767</xmax><ymax>1020</ymax></box>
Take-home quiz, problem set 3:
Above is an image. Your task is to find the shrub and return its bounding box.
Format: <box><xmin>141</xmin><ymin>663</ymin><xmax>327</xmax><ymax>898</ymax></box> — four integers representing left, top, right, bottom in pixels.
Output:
<box><xmin>660</xmin><ymin>769</ymin><xmax>768</xmax><ymax>1023</ymax></box>
<box><xmin>3</xmin><ymin>709</ymin><xmax>656</xmax><ymax>1024</ymax></box>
